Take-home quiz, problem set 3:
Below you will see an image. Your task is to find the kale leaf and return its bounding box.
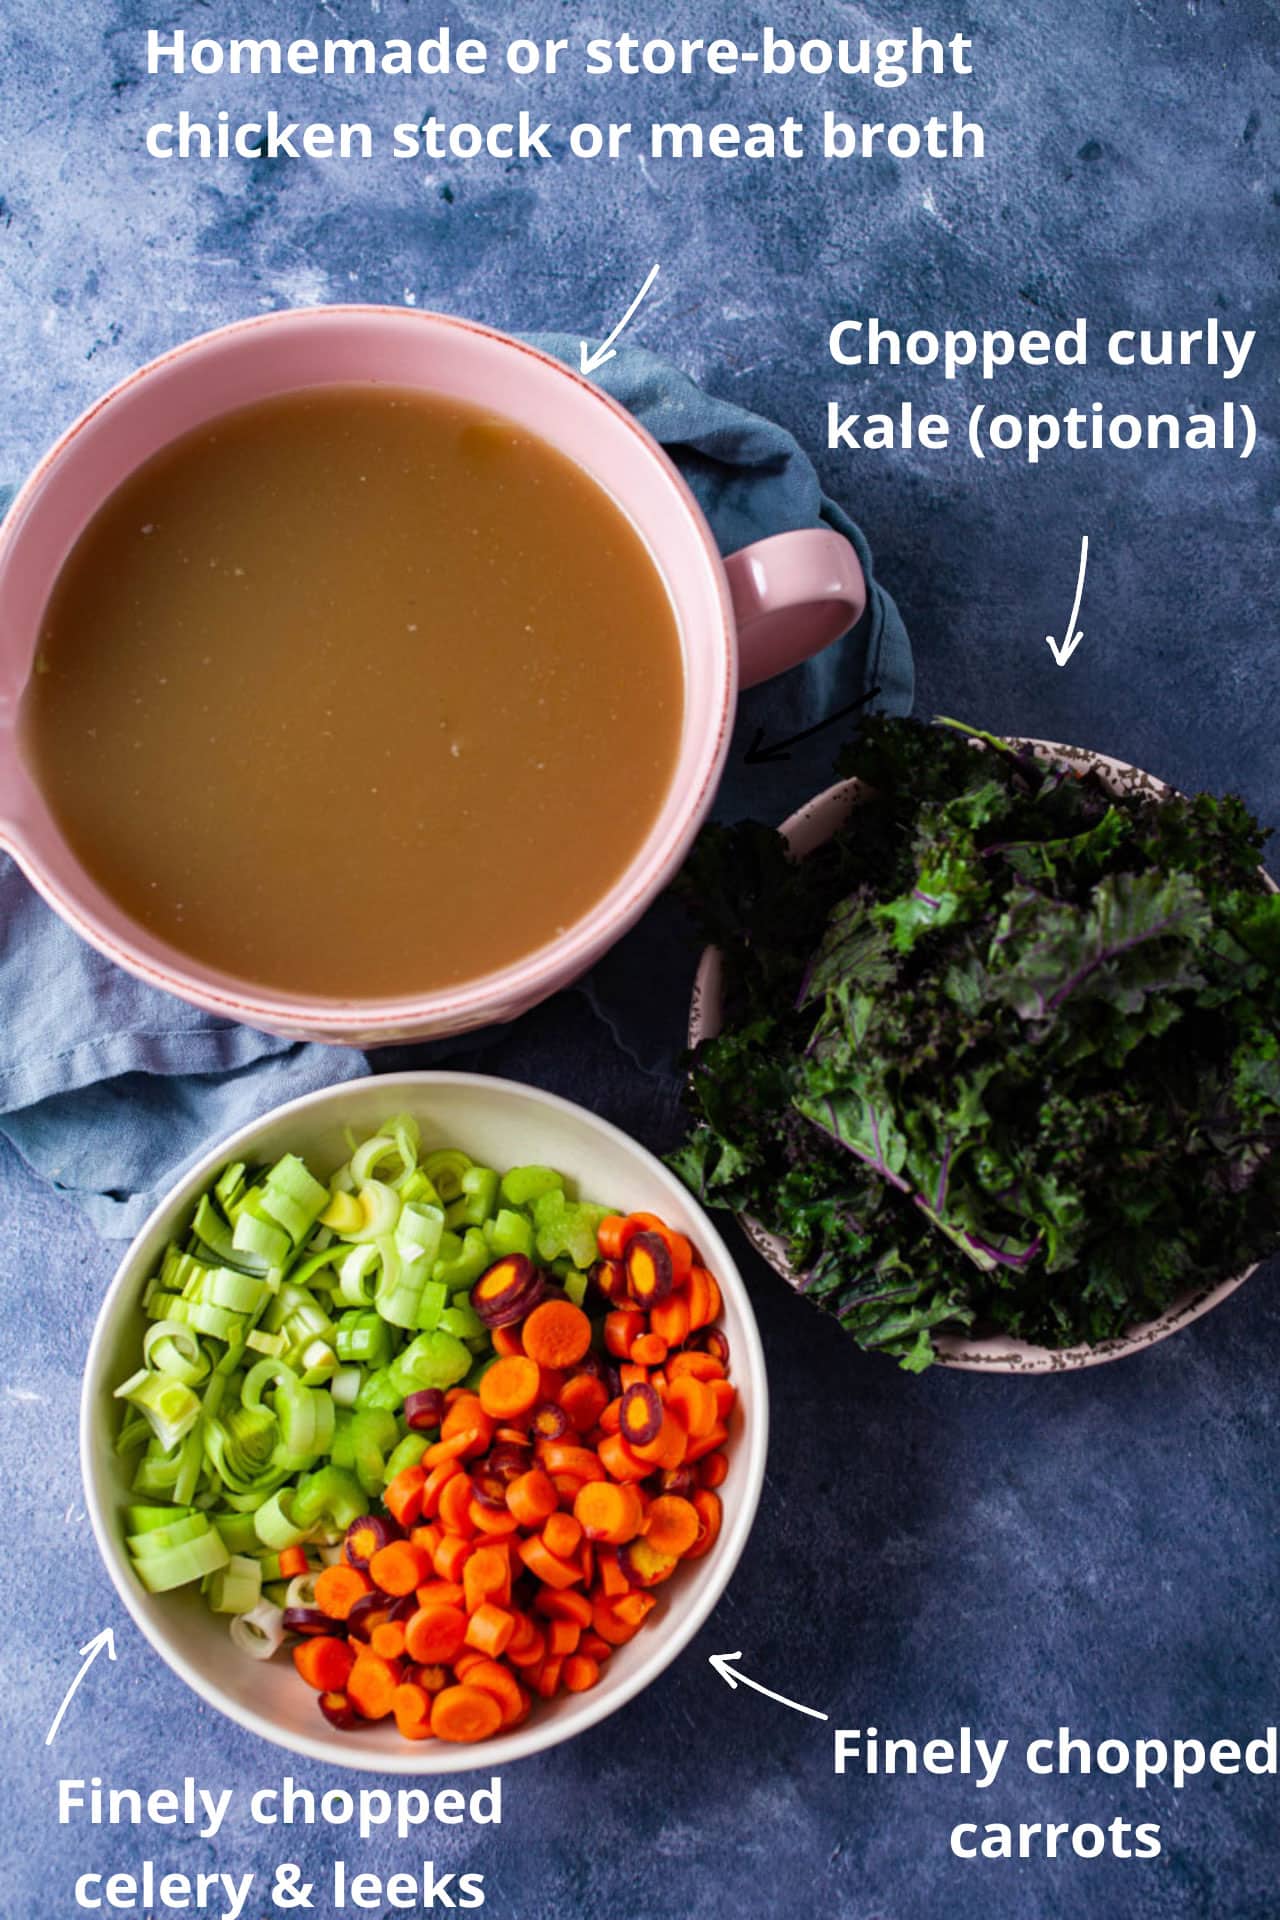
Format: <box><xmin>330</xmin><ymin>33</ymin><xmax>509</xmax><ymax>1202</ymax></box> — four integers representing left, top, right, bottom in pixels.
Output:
<box><xmin>671</xmin><ymin>719</ymin><xmax>1280</xmax><ymax>1366</ymax></box>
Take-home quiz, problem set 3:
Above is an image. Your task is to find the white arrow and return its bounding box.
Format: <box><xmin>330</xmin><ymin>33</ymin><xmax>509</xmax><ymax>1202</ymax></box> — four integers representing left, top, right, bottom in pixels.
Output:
<box><xmin>579</xmin><ymin>263</ymin><xmax>661</xmax><ymax>376</ymax></box>
<box><xmin>708</xmin><ymin>1651</ymin><xmax>829</xmax><ymax>1721</ymax></box>
<box><xmin>1045</xmin><ymin>534</ymin><xmax>1090</xmax><ymax>667</ymax></box>
<box><xmin>45</xmin><ymin>1627</ymin><xmax>117</xmax><ymax>1746</ymax></box>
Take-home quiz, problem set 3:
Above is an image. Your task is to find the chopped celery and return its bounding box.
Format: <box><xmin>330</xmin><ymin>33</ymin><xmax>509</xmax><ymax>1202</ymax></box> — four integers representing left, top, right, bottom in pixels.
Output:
<box><xmin>112</xmin><ymin>1116</ymin><xmax>624</xmax><ymax>1630</ymax></box>
<box><xmin>483</xmin><ymin>1208</ymin><xmax>536</xmax><ymax>1260</ymax></box>
<box><xmin>445</xmin><ymin>1165</ymin><xmax>500</xmax><ymax>1229</ymax></box>
<box><xmin>433</xmin><ymin>1227</ymin><xmax>490</xmax><ymax>1291</ymax></box>
<box><xmin>532</xmin><ymin>1188</ymin><xmax>612</xmax><ymax>1269</ymax></box>
<box><xmin>500</xmin><ymin>1164</ymin><xmax>566</xmax><ymax>1206</ymax></box>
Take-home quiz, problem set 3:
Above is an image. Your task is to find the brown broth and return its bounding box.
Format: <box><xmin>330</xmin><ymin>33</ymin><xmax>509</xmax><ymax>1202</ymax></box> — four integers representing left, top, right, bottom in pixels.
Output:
<box><xmin>23</xmin><ymin>386</ymin><xmax>684</xmax><ymax>998</ymax></box>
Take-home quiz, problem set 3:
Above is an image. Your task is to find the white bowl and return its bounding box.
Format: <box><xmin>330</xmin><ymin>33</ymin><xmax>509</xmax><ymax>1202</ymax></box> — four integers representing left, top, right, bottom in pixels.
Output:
<box><xmin>82</xmin><ymin>1071</ymin><xmax>768</xmax><ymax>1770</ymax></box>
<box><xmin>690</xmin><ymin>739</ymin><xmax>1276</xmax><ymax>1374</ymax></box>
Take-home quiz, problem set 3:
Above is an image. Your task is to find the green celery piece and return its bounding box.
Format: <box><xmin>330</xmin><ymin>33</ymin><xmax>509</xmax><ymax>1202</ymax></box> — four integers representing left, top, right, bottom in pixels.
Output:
<box><xmin>389</xmin><ymin>1329</ymin><xmax>471</xmax><ymax>1394</ymax></box>
<box><xmin>259</xmin><ymin>1153</ymin><xmax>330</xmax><ymax>1246</ymax></box>
<box><xmin>533</xmin><ymin>1189</ymin><xmax>611</xmax><ymax>1270</ymax></box>
<box><xmin>423</xmin><ymin>1147</ymin><xmax>473</xmax><ymax>1203</ymax></box>
<box><xmin>384</xmin><ymin>1432</ymin><xmax>430</xmax><ymax>1480</ymax></box>
<box><xmin>232</xmin><ymin>1208</ymin><xmax>291</xmax><ymax>1271</ymax></box>
<box><xmin>445</xmin><ymin>1166</ymin><xmax>501</xmax><ymax>1230</ymax></box>
<box><xmin>354</xmin><ymin>1365</ymin><xmax>404</xmax><ymax>1414</ymax></box>
<box><xmin>438</xmin><ymin>1301</ymin><xmax>486</xmax><ymax>1342</ymax></box>
<box><xmin>432</xmin><ymin>1227</ymin><xmax>490</xmax><ymax>1291</ymax></box>
<box><xmin>500</xmin><ymin>1165</ymin><xmax>565</xmax><ymax>1207</ymax></box>
<box><xmin>212</xmin><ymin>1510</ymin><xmax>260</xmax><ymax>1555</ymax></box>
<box><xmin>483</xmin><ymin>1209</ymin><xmax>535</xmax><ymax>1260</ymax></box>
<box><xmin>415</xmin><ymin>1279</ymin><xmax>448</xmax><ymax>1331</ymax></box>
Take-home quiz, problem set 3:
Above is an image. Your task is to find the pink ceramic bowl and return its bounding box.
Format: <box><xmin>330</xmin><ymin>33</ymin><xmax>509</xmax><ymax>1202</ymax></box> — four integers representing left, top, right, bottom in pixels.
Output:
<box><xmin>689</xmin><ymin>739</ymin><xmax>1277</xmax><ymax>1374</ymax></box>
<box><xmin>0</xmin><ymin>307</ymin><xmax>865</xmax><ymax>1047</ymax></box>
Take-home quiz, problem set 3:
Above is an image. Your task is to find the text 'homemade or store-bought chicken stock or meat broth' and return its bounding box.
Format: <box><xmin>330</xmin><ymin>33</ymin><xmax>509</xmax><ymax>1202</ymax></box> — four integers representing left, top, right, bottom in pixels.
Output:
<box><xmin>24</xmin><ymin>385</ymin><xmax>684</xmax><ymax>997</ymax></box>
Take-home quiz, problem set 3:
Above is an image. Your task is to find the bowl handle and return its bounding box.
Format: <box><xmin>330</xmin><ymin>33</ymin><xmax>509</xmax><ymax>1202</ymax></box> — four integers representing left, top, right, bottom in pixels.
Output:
<box><xmin>724</xmin><ymin>528</ymin><xmax>867</xmax><ymax>691</ymax></box>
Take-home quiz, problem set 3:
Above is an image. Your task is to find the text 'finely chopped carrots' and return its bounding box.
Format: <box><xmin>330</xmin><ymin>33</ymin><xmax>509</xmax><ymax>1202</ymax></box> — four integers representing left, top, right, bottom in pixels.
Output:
<box><xmin>228</xmin><ymin>1158</ymin><xmax>741</xmax><ymax>1749</ymax></box>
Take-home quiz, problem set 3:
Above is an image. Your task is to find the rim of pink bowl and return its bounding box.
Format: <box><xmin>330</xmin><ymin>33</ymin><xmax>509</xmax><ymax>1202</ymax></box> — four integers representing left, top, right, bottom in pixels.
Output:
<box><xmin>689</xmin><ymin>739</ymin><xmax>1274</xmax><ymax>1374</ymax></box>
<box><xmin>0</xmin><ymin>306</ymin><xmax>738</xmax><ymax>1039</ymax></box>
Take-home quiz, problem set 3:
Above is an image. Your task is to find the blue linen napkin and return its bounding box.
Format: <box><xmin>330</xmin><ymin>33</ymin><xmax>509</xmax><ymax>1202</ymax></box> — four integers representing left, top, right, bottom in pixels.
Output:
<box><xmin>0</xmin><ymin>337</ymin><xmax>912</xmax><ymax>1238</ymax></box>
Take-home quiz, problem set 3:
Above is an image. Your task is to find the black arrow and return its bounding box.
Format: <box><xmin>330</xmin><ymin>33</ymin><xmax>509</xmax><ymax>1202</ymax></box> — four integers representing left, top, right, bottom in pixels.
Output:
<box><xmin>744</xmin><ymin>686</ymin><xmax>882</xmax><ymax>766</ymax></box>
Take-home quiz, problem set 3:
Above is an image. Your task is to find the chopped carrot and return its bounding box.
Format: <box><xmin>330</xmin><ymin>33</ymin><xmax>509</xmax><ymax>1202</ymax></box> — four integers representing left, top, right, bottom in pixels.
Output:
<box><xmin>685</xmin><ymin>1266</ymin><xmax>711</xmax><ymax>1331</ymax></box>
<box><xmin>595</xmin><ymin>1214</ymin><xmax>637</xmax><ymax>1262</ymax></box>
<box><xmin>414</xmin><ymin>1579</ymin><xmax>465</xmax><ymax>1610</ymax></box>
<box><xmin>521</xmin><ymin>1299</ymin><xmax>592</xmax><ymax>1370</ymax></box>
<box><xmin>613</xmin><ymin>1591</ymin><xmax>657</xmax><ymax>1629</ymax></box>
<box><xmin>411</xmin><ymin>1523</ymin><xmax>443</xmax><ymax>1558</ymax></box>
<box><xmin>546</xmin><ymin>1617</ymin><xmax>581</xmax><ymax>1658</ymax></box>
<box><xmin>405</xmin><ymin>1604</ymin><xmax>468</xmax><ymax>1665</ymax></box>
<box><xmin>579</xmin><ymin>1632</ymin><xmax>613</xmax><ymax>1663</ymax></box>
<box><xmin>463</xmin><ymin>1542</ymin><xmax>513</xmax><ymax>1612</ymax></box>
<box><xmin>438</xmin><ymin>1471</ymin><xmax>478</xmax><ymax>1538</ymax></box>
<box><xmin>631</xmin><ymin>1412</ymin><xmax>687</xmax><ymax>1471</ymax></box>
<box><xmin>685</xmin><ymin>1422</ymin><xmax>730</xmax><ymax>1464</ymax></box>
<box><xmin>391</xmin><ymin>1681</ymin><xmax>435</xmax><ymax>1741</ymax></box>
<box><xmin>595</xmin><ymin>1547</ymin><xmax>632</xmax><ymax>1599</ymax></box>
<box><xmin>668</xmin><ymin>1350</ymin><xmax>724</xmax><ymax>1383</ymax></box>
<box><xmin>479</xmin><ymin>1354</ymin><xmax>542</xmax><ymax>1421</ymax></box>
<box><xmin>590</xmin><ymin>1598</ymin><xmax>640</xmax><ymax>1647</ymax></box>
<box><xmin>649</xmin><ymin>1293</ymin><xmax>691</xmax><ymax>1349</ymax></box>
<box><xmin>507</xmin><ymin>1467</ymin><xmax>558</xmax><ymax>1529</ymax></box>
<box><xmin>424</xmin><ymin>1431</ymin><xmax>479</xmax><ymax>1468</ymax></box>
<box><xmin>465</xmin><ymin>1602</ymin><xmax>516</xmax><ymax>1658</ymax></box>
<box><xmin>550</xmin><ymin>1471</ymin><xmax>586</xmax><ymax>1506</ymax></box>
<box><xmin>369</xmin><ymin>1539</ymin><xmax>433</xmax><ymax>1597</ymax></box>
<box><xmin>277</xmin><ymin>1545</ymin><xmax>309</xmax><ymax>1580</ymax></box>
<box><xmin>559</xmin><ymin>1372</ymin><xmax>609</xmax><ymax>1434</ymax></box>
<box><xmin>603</xmin><ymin>1309</ymin><xmax>642</xmax><ymax>1360</ymax></box>
<box><xmin>431</xmin><ymin>1683</ymin><xmax>503</xmax><ymax>1743</ymax></box>
<box><xmin>631</xmin><ymin>1331</ymin><xmax>669</xmax><ymax>1367</ymax></box>
<box><xmin>562</xmin><ymin>1654</ymin><xmax>601</xmax><ymax>1693</ymax></box>
<box><xmin>314</xmin><ymin>1563</ymin><xmax>373</xmax><ymax>1621</ymax></box>
<box><xmin>383</xmin><ymin>1462</ymin><xmax>428</xmax><ymax>1528</ymax></box>
<box><xmin>442</xmin><ymin>1394</ymin><xmax>493</xmax><ymax>1446</ymax></box>
<box><xmin>505</xmin><ymin>1624</ymin><xmax>547</xmax><ymax>1670</ymax></box>
<box><xmin>461</xmin><ymin>1658</ymin><xmax>526</xmax><ymax>1726</ymax></box>
<box><xmin>344</xmin><ymin>1517</ymin><xmax>390</xmax><ymax>1567</ymax></box>
<box><xmin>574</xmin><ymin>1480</ymin><xmax>644</xmax><ymax>1546</ymax></box>
<box><xmin>469</xmin><ymin>1499</ymin><xmax>520</xmax><ymax>1537</ymax></box>
<box><xmin>420</xmin><ymin>1458</ymin><xmax>463</xmax><ymax>1519</ymax></box>
<box><xmin>517</xmin><ymin>1535</ymin><xmax>582</xmax><ymax>1589</ymax></box>
<box><xmin>643</xmin><ymin>1494</ymin><xmax>701</xmax><ymax>1558</ymax></box>
<box><xmin>625</xmin><ymin>1212</ymin><xmax>693</xmax><ymax>1286</ymax></box>
<box><xmin>711</xmin><ymin>1378</ymin><xmax>737</xmax><ymax>1421</ymax></box>
<box><xmin>598</xmin><ymin>1396</ymin><xmax>623</xmax><ymax>1435</ymax></box>
<box><xmin>535</xmin><ymin>1585</ymin><xmax>594</xmax><ymax>1626</ymax></box>
<box><xmin>292</xmin><ymin>1635</ymin><xmax>354</xmax><ymax>1692</ymax></box>
<box><xmin>682</xmin><ymin>1488</ymin><xmax>723</xmax><ymax>1560</ymax></box>
<box><xmin>666</xmin><ymin>1374</ymin><xmax>717</xmax><ymax>1439</ymax></box>
<box><xmin>370</xmin><ymin>1619</ymin><xmax>408</xmax><ymax>1661</ymax></box>
<box><xmin>698</xmin><ymin>1450</ymin><xmax>729</xmax><ymax>1490</ymax></box>
<box><xmin>453</xmin><ymin>1650</ymin><xmax>488</xmax><ymax>1679</ymax></box>
<box><xmin>537</xmin><ymin>1441</ymin><xmax>607</xmax><ymax>1484</ymax></box>
<box><xmin>347</xmin><ymin>1653</ymin><xmax>402</xmax><ymax>1720</ymax></box>
<box><xmin>542</xmin><ymin>1511</ymin><xmax>583</xmax><ymax>1560</ymax></box>
<box><xmin>532</xmin><ymin>1657</ymin><xmax>564</xmax><ymax>1700</ymax></box>
<box><xmin>491</xmin><ymin>1324</ymin><xmax>526</xmax><ymax>1359</ymax></box>
<box><xmin>597</xmin><ymin>1432</ymin><xmax>650</xmax><ymax>1483</ymax></box>
<box><xmin>432</xmin><ymin>1532</ymin><xmax>475</xmax><ymax>1584</ymax></box>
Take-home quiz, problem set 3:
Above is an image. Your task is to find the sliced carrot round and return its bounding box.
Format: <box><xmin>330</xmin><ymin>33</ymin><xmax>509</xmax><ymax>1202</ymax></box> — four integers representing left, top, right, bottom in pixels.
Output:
<box><xmin>478</xmin><ymin>1354</ymin><xmax>541</xmax><ymax>1421</ymax></box>
<box><xmin>431</xmin><ymin>1683</ymin><xmax>503</xmax><ymax>1743</ymax></box>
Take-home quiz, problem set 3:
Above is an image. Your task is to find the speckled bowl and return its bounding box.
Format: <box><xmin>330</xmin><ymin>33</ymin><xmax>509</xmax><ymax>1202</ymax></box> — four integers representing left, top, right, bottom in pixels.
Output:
<box><xmin>689</xmin><ymin>739</ymin><xmax>1276</xmax><ymax>1374</ymax></box>
<box><xmin>82</xmin><ymin>1072</ymin><xmax>768</xmax><ymax>1769</ymax></box>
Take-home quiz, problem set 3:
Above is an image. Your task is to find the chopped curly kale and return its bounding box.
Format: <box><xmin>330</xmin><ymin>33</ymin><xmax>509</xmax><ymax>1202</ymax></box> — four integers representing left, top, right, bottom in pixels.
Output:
<box><xmin>669</xmin><ymin>718</ymin><xmax>1280</xmax><ymax>1367</ymax></box>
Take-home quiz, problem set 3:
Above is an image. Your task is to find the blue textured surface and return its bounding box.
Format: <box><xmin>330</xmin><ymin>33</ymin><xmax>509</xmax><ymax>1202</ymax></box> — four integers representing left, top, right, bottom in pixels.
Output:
<box><xmin>2</xmin><ymin>2</ymin><xmax>1278</xmax><ymax>1917</ymax></box>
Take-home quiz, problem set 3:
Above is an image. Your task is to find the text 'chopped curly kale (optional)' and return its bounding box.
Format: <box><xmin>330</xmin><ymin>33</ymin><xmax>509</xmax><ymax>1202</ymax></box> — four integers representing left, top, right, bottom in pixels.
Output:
<box><xmin>669</xmin><ymin>719</ymin><xmax>1280</xmax><ymax>1369</ymax></box>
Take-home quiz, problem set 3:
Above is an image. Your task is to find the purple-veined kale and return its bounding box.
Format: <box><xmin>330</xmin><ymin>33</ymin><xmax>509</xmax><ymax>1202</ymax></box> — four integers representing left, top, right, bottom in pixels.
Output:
<box><xmin>669</xmin><ymin>719</ymin><xmax>1280</xmax><ymax>1369</ymax></box>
